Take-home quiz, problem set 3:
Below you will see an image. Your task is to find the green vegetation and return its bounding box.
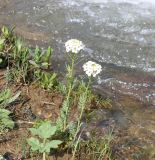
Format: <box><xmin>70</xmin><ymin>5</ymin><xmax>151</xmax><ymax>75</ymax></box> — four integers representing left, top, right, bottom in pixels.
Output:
<box><xmin>0</xmin><ymin>88</ymin><xmax>21</xmax><ymax>108</ymax></box>
<box><xmin>77</xmin><ymin>133</ymin><xmax>113</xmax><ymax>160</ymax></box>
<box><xmin>0</xmin><ymin>108</ymin><xmax>14</xmax><ymax>134</ymax></box>
<box><xmin>27</xmin><ymin>121</ymin><xmax>62</xmax><ymax>160</ymax></box>
<box><xmin>0</xmin><ymin>26</ymin><xmax>113</xmax><ymax>160</ymax></box>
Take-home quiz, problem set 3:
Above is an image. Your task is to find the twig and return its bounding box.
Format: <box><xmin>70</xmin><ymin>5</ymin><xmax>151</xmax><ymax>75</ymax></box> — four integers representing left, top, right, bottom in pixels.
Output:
<box><xmin>15</xmin><ymin>120</ymin><xmax>34</xmax><ymax>125</ymax></box>
<box><xmin>41</xmin><ymin>101</ymin><xmax>56</xmax><ymax>106</ymax></box>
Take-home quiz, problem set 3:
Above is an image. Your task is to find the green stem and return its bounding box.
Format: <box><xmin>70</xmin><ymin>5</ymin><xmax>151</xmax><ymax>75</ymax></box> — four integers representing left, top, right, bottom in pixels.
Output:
<box><xmin>43</xmin><ymin>139</ymin><xmax>46</xmax><ymax>160</ymax></box>
<box><xmin>77</xmin><ymin>77</ymin><xmax>91</xmax><ymax>127</ymax></box>
<box><xmin>68</xmin><ymin>55</ymin><xmax>75</xmax><ymax>83</ymax></box>
<box><xmin>72</xmin><ymin>77</ymin><xmax>91</xmax><ymax>159</ymax></box>
<box><xmin>43</xmin><ymin>152</ymin><xmax>46</xmax><ymax>160</ymax></box>
<box><xmin>63</xmin><ymin>83</ymin><xmax>72</xmax><ymax>130</ymax></box>
<box><xmin>63</xmin><ymin>53</ymin><xmax>76</xmax><ymax>131</ymax></box>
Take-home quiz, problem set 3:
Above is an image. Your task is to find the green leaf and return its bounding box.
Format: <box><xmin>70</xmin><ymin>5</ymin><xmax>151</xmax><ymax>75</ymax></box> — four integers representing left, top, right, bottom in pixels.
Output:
<box><xmin>29</xmin><ymin>128</ymin><xmax>38</xmax><ymax>136</ymax></box>
<box><xmin>0</xmin><ymin>89</ymin><xmax>11</xmax><ymax>104</ymax></box>
<box><xmin>29</xmin><ymin>60</ymin><xmax>39</xmax><ymax>68</ymax></box>
<box><xmin>1</xmin><ymin>118</ymin><xmax>14</xmax><ymax>129</ymax></box>
<box><xmin>16</xmin><ymin>39</ymin><xmax>23</xmax><ymax>51</ymax></box>
<box><xmin>2</xmin><ymin>26</ymin><xmax>9</xmax><ymax>37</ymax></box>
<box><xmin>0</xmin><ymin>109</ymin><xmax>14</xmax><ymax>129</ymax></box>
<box><xmin>43</xmin><ymin>47</ymin><xmax>53</xmax><ymax>63</ymax></box>
<box><xmin>27</xmin><ymin>137</ymin><xmax>41</xmax><ymax>151</ymax></box>
<box><xmin>7</xmin><ymin>91</ymin><xmax>21</xmax><ymax>104</ymax></box>
<box><xmin>0</xmin><ymin>58</ymin><xmax>3</xmax><ymax>64</ymax></box>
<box><xmin>0</xmin><ymin>39</ymin><xmax>5</xmax><ymax>45</ymax></box>
<box><xmin>44</xmin><ymin>140</ymin><xmax>62</xmax><ymax>152</ymax></box>
<box><xmin>41</xmin><ymin>62</ymin><xmax>48</xmax><ymax>68</ymax></box>
<box><xmin>37</xmin><ymin>122</ymin><xmax>57</xmax><ymax>139</ymax></box>
<box><xmin>0</xmin><ymin>109</ymin><xmax>11</xmax><ymax>117</ymax></box>
<box><xmin>38</xmin><ymin>143</ymin><xmax>46</xmax><ymax>153</ymax></box>
<box><xmin>34</xmin><ymin>46</ymin><xmax>42</xmax><ymax>63</ymax></box>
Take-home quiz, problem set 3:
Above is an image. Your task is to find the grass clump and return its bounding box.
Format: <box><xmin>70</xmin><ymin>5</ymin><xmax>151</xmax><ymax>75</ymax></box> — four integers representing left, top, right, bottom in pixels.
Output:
<box><xmin>0</xmin><ymin>26</ymin><xmax>30</xmax><ymax>83</ymax></box>
<box><xmin>0</xmin><ymin>26</ymin><xmax>57</xmax><ymax>89</ymax></box>
<box><xmin>77</xmin><ymin>134</ymin><xmax>113</xmax><ymax>160</ymax></box>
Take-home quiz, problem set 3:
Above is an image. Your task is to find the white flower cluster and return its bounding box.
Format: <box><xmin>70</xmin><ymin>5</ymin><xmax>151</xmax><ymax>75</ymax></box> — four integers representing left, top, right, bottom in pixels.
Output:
<box><xmin>83</xmin><ymin>61</ymin><xmax>102</xmax><ymax>77</ymax></box>
<box><xmin>65</xmin><ymin>39</ymin><xmax>85</xmax><ymax>53</ymax></box>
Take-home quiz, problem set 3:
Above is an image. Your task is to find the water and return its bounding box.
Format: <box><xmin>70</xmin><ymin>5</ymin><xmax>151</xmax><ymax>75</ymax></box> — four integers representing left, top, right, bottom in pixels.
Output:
<box><xmin>0</xmin><ymin>0</ymin><xmax>155</xmax><ymax>104</ymax></box>
<box><xmin>0</xmin><ymin>0</ymin><xmax>155</xmax><ymax>158</ymax></box>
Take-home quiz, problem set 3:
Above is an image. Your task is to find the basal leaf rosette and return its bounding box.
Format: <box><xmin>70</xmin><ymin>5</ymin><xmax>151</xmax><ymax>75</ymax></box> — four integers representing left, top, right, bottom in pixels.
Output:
<box><xmin>65</xmin><ymin>39</ymin><xmax>85</xmax><ymax>53</ymax></box>
<box><xmin>83</xmin><ymin>61</ymin><xmax>102</xmax><ymax>77</ymax></box>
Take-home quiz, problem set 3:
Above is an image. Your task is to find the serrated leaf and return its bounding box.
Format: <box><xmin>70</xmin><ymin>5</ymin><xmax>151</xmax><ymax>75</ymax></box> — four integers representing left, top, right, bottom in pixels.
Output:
<box><xmin>38</xmin><ymin>122</ymin><xmax>57</xmax><ymax>139</ymax></box>
<box><xmin>27</xmin><ymin>137</ymin><xmax>41</xmax><ymax>151</ymax></box>
<box><xmin>44</xmin><ymin>140</ymin><xmax>62</xmax><ymax>152</ymax></box>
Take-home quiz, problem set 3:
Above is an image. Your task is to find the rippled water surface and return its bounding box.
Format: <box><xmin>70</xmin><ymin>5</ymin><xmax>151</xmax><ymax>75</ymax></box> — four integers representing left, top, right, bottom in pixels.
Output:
<box><xmin>1</xmin><ymin>0</ymin><xmax>155</xmax><ymax>70</ymax></box>
<box><xmin>1</xmin><ymin>0</ymin><xmax>155</xmax><ymax>104</ymax></box>
<box><xmin>0</xmin><ymin>0</ymin><xmax>155</xmax><ymax>158</ymax></box>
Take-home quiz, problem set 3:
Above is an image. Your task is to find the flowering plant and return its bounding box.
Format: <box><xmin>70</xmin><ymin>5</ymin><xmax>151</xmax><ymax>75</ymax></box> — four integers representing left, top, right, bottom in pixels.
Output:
<box><xmin>57</xmin><ymin>39</ymin><xmax>85</xmax><ymax>131</ymax></box>
<box><xmin>65</xmin><ymin>39</ymin><xmax>85</xmax><ymax>54</ymax></box>
<box><xmin>83</xmin><ymin>61</ymin><xmax>102</xmax><ymax>77</ymax></box>
<box><xmin>64</xmin><ymin>39</ymin><xmax>85</xmax><ymax>80</ymax></box>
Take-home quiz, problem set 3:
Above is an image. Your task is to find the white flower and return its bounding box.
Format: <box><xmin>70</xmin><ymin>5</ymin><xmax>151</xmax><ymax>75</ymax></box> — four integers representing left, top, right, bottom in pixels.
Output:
<box><xmin>83</xmin><ymin>61</ymin><xmax>102</xmax><ymax>77</ymax></box>
<box><xmin>65</xmin><ymin>39</ymin><xmax>85</xmax><ymax>53</ymax></box>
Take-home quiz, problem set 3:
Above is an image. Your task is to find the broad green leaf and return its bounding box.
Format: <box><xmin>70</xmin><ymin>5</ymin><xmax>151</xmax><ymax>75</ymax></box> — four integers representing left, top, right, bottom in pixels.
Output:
<box><xmin>27</xmin><ymin>137</ymin><xmax>41</xmax><ymax>151</ymax></box>
<box><xmin>38</xmin><ymin>122</ymin><xmax>57</xmax><ymax>139</ymax></box>
<box><xmin>38</xmin><ymin>143</ymin><xmax>46</xmax><ymax>153</ymax></box>
<box><xmin>44</xmin><ymin>140</ymin><xmax>62</xmax><ymax>152</ymax></box>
